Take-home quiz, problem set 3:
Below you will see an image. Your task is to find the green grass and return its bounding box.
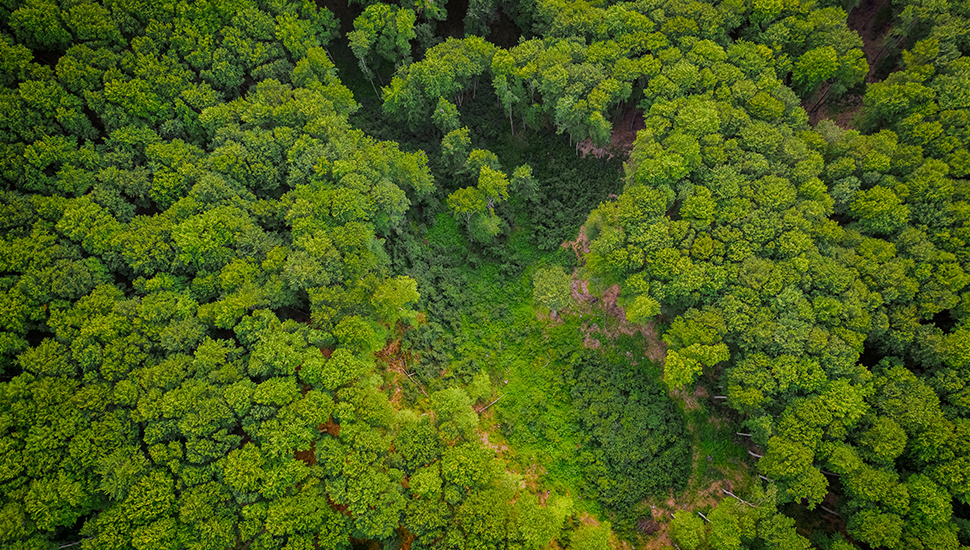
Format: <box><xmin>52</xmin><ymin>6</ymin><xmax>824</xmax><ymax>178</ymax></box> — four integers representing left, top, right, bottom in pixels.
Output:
<box><xmin>492</xmin><ymin>314</ymin><xmax>590</xmax><ymax>497</ymax></box>
<box><xmin>688</xmin><ymin>405</ymin><xmax>748</xmax><ymax>487</ymax></box>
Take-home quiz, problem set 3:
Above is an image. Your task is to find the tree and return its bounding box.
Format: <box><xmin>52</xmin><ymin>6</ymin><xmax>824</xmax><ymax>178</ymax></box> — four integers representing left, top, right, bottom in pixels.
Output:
<box><xmin>532</xmin><ymin>265</ymin><xmax>572</xmax><ymax>318</ymax></box>
<box><xmin>381</xmin><ymin>36</ymin><xmax>497</xmax><ymax>126</ymax></box>
<box><xmin>859</xmin><ymin>417</ymin><xmax>908</xmax><ymax>465</ymax></box>
<box><xmin>441</xmin><ymin>127</ymin><xmax>471</xmax><ymax>170</ymax></box>
<box><xmin>709</xmin><ymin>503</ymin><xmax>742</xmax><ymax>550</ymax></box>
<box><xmin>511</xmin><ymin>164</ymin><xmax>539</xmax><ymax>203</ymax></box>
<box><xmin>510</xmin><ymin>493</ymin><xmax>571</xmax><ymax>550</ymax></box>
<box><xmin>9</xmin><ymin>0</ymin><xmax>73</xmax><ymax>51</ymax></box>
<box><xmin>625</xmin><ymin>294</ymin><xmax>661</xmax><ymax>324</ymax></box>
<box><xmin>432</xmin><ymin>97</ymin><xmax>460</xmax><ymax>135</ymax></box>
<box><xmin>670</xmin><ymin>512</ymin><xmax>706</xmax><ymax>549</ymax></box>
<box><xmin>348</xmin><ymin>5</ymin><xmax>416</xmax><ymax>88</ymax></box>
<box><xmin>848</xmin><ymin>510</ymin><xmax>904</xmax><ymax>549</ymax></box>
<box><xmin>172</xmin><ymin>206</ymin><xmax>258</xmax><ymax>273</ymax></box>
<box><xmin>367</xmin><ymin>275</ymin><xmax>420</xmax><ymax>329</ymax></box>
<box><xmin>850</xmin><ymin>186</ymin><xmax>910</xmax><ymax>236</ymax></box>
<box><xmin>446</xmin><ymin>156</ymin><xmax>510</xmax><ymax>239</ymax></box>
<box><xmin>447</xmin><ymin>186</ymin><xmax>487</xmax><ymax>230</ymax></box>
<box><xmin>477</xmin><ymin>165</ymin><xmax>510</xmax><ymax>213</ymax></box>
<box><xmin>431</xmin><ymin>387</ymin><xmax>478</xmax><ymax>442</ymax></box>
<box><xmin>664</xmin><ymin>344</ymin><xmax>729</xmax><ymax>390</ymax></box>
<box><xmin>792</xmin><ymin>46</ymin><xmax>839</xmax><ymax>97</ymax></box>
<box><xmin>568</xmin><ymin>522</ymin><xmax>612</xmax><ymax>550</ymax></box>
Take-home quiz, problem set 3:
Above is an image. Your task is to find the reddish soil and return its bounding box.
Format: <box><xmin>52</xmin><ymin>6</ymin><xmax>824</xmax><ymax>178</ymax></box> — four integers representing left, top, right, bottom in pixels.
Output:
<box><xmin>562</xmin><ymin>225</ymin><xmax>591</xmax><ymax>261</ymax></box>
<box><xmin>320</xmin><ymin>417</ymin><xmax>340</xmax><ymax>437</ymax></box>
<box><xmin>562</xmin><ymin>224</ymin><xmax>668</xmax><ymax>364</ymax></box>
<box><xmin>294</xmin><ymin>443</ymin><xmax>317</xmax><ymax>466</ymax></box>
<box><xmin>397</xmin><ymin>527</ymin><xmax>416</xmax><ymax>550</ymax></box>
<box><xmin>576</xmin><ymin>104</ymin><xmax>645</xmax><ymax>159</ymax></box>
<box><xmin>672</xmin><ymin>385</ymin><xmax>710</xmax><ymax>412</ymax></box>
<box><xmin>571</xmin><ymin>277</ymin><xmax>668</xmax><ymax>363</ymax></box>
<box><xmin>851</xmin><ymin>0</ymin><xmax>896</xmax><ymax>81</ymax></box>
<box><xmin>375</xmin><ymin>336</ymin><xmax>429</xmax><ymax>403</ymax></box>
<box><xmin>478</xmin><ymin>431</ymin><xmax>509</xmax><ymax>454</ymax></box>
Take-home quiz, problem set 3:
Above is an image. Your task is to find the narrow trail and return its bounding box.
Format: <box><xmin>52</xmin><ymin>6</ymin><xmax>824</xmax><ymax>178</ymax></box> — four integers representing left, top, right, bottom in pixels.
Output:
<box><xmin>851</xmin><ymin>0</ymin><xmax>896</xmax><ymax>82</ymax></box>
<box><xmin>807</xmin><ymin>0</ymin><xmax>894</xmax><ymax>126</ymax></box>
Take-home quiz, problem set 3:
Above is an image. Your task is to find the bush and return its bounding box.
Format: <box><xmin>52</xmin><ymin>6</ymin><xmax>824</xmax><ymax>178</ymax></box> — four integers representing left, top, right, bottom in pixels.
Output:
<box><xmin>570</xmin><ymin>353</ymin><xmax>691</xmax><ymax>511</ymax></box>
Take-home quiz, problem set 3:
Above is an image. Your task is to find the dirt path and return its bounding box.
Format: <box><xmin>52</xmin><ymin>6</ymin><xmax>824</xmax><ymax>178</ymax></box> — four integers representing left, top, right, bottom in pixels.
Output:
<box><xmin>851</xmin><ymin>0</ymin><xmax>896</xmax><ymax>81</ymax></box>
<box><xmin>807</xmin><ymin>0</ymin><xmax>894</xmax><ymax>126</ymax></box>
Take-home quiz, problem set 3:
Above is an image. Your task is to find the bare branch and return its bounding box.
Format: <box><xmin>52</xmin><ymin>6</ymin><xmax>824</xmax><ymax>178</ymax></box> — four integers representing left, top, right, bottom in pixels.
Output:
<box><xmin>59</xmin><ymin>538</ymin><xmax>93</xmax><ymax>549</ymax></box>
<box><xmin>478</xmin><ymin>394</ymin><xmax>504</xmax><ymax>413</ymax></box>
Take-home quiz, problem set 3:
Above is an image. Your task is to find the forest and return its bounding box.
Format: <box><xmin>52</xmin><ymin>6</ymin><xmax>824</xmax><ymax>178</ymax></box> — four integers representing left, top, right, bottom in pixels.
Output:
<box><xmin>0</xmin><ymin>0</ymin><xmax>968</xmax><ymax>548</ymax></box>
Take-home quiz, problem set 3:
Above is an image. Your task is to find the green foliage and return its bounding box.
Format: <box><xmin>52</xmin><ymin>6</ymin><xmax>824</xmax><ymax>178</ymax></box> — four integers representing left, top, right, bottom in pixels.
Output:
<box><xmin>5</xmin><ymin>0</ymin><xmax>970</xmax><ymax>548</ymax></box>
<box><xmin>568</xmin><ymin>522</ymin><xmax>612</xmax><ymax>550</ymax></box>
<box><xmin>348</xmin><ymin>4</ymin><xmax>416</xmax><ymax>81</ymax></box>
<box><xmin>371</xmin><ymin>275</ymin><xmax>420</xmax><ymax>327</ymax></box>
<box><xmin>532</xmin><ymin>265</ymin><xmax>573</xmax><ymax>315</ymax></box>
<box><xmin>432</xmin><ymin>98</ymin><xmax>461</xmax><ymax>135</ymax></box>
<box><xmin>849</xmin><ymin>185</ymin><xmax>910</xmax><ymax>235</ymax></box>
<box><xmin>670</xmin><ymin>512</ymin><xmax>706</xmax><ymax>549</ymax></box>
<box><xmin>792</xmin><ymin>46</ymin><xmax>839</xmax><ymax>97</ymax></box>
<box><xmin>431</xmin><ymin>387</ymin><xmax>479</xmax><ymax>442</ymax></box>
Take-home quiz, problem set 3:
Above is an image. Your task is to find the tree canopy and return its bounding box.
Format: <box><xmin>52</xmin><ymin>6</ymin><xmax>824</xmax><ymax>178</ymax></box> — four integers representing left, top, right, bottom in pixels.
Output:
<box><xmin>3</xmin><ymin>0</ymin><xmax>970</xmax><ymax>548</ymax></box>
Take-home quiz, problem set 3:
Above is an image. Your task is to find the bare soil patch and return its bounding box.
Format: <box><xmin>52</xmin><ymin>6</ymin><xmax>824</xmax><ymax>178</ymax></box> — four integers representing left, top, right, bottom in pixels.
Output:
<box><xmin>562</xmin><ymin>223</ymin><xmax>669</xmax><ymax>364</ymax></box>
<box><xmin>479</xmin><ymin>430</ymin><xmax>509</xmax><ymax>455</ymax></box>
<box><xmin>569</xmin><ymin>273</ymin><xmax>667</xmax><ymax>363</ymax></box>
<box><xmin>636</xmin><ymin>478</ymin><xmax>739</xmax><ymax>550</ymax></box>
<box><xmin>561</xmin><ymin>225</ymin><xmax>591</xmax><ymax>261</ymax></box>
<box><xmin>850</xmin><ymin>0</ymin><xmax>895</xmax><ymax>81</ymax></box>
<box><xmin>671</xmin><ymin>385</ymin><xmax>710</xmax><ymax>413</ymax></box>
<box><xmin>576</xmin><ymin>104</ymin><xmax>645</xmax><ymax>160</ymax></box>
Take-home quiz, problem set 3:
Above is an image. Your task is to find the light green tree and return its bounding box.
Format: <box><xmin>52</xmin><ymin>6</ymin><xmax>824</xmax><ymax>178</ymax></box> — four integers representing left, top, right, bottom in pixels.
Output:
<box><xmin>670</xmin><ymin>512</ymin><xmax>706</xmax><ymax>549</ymax></box>
<box><xmin>533</xmin><ymin>265</ymin><xmax>573</xmax><ymax>318</ymax></box>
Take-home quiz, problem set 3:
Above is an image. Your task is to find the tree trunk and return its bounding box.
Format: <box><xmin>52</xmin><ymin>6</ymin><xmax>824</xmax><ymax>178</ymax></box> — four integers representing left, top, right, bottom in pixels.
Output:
<box><xmin>722</xmin><ymin>489</ymin><xmax>756</xmax><ymax>507</ymax></box>
<box><xmin>369</xmin><ymin>77</ymin><xmax>382</xmax><ymax>101</ymax></box>
<box><xmin>478</xmin><ymin>394</ymin><xmax>504</xmax><ymax>413</ymax></box>
<box><xmin>404</xmin><ymin>370</ymin><xmax>428</xmax><ymax>396</ymax></box>
<box><xmin>59</xmin><ymin>540</ymin><xmax>93</xmax><ymax>549</ymax></box>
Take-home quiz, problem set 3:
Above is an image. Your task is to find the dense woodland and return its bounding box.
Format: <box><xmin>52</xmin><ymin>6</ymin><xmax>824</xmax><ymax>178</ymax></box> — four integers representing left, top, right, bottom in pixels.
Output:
<box><xmin>1</xmin><ymin>0</ymin><xmax>969</xmax><ymax>548</ymax></box>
